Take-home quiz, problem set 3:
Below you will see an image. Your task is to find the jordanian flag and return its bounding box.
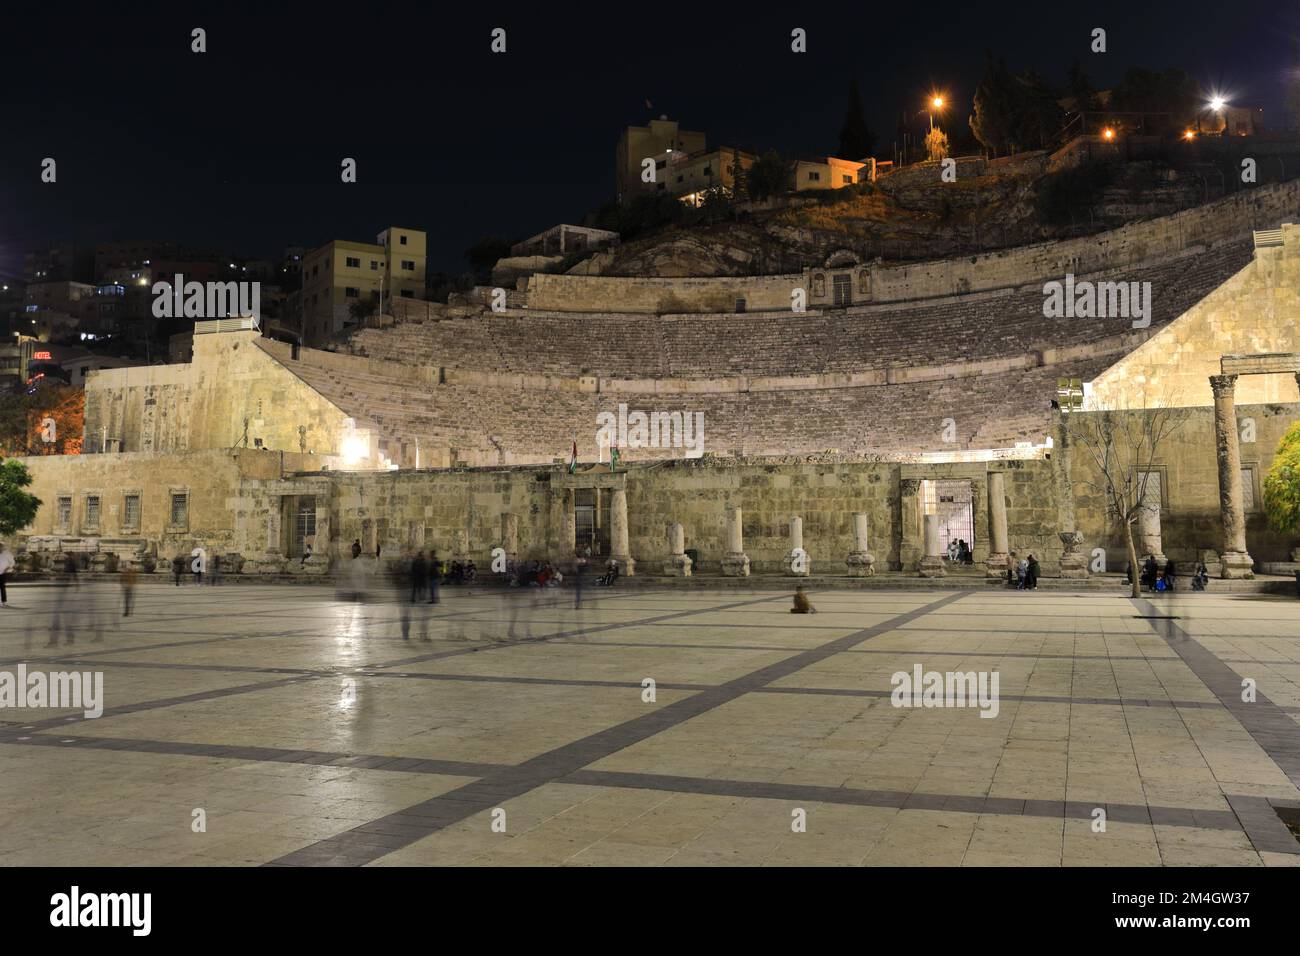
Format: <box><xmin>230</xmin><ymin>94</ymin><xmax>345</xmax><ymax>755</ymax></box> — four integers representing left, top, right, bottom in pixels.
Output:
<box><xmin>610</xmin><ymin>446</ymin><xmax>620</xmax><ymax>472</ymax></box>
<box><xmin>568</xmin><ymin>439</ymin><xmax>578</xmax><ymax>474</ymax></box>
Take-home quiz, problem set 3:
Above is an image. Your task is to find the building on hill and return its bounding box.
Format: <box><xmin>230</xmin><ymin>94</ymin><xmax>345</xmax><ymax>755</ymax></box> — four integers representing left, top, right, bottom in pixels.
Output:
<box><xmin>663</xmin><ymin>147</ymin><xmax>757</xmax><ymax>206</ymax></box>
<box><xmin>510</xmin><ymin>225</ymin><xmax>620</xmax><ymax>257</ymax></box>
<box><xmin>792</xmin><ymin>156</ymin><xmax>868</xmax><ymax>191</ymax></box>
<box><xmin>615</xmin><ymin>117</ymin><xmax>707</xmax><ymax>202</ymax></box>
<box><xmin>300</xmin><ymin>226</ymin><xmax>427</xmax><ymax>347</ymax></box>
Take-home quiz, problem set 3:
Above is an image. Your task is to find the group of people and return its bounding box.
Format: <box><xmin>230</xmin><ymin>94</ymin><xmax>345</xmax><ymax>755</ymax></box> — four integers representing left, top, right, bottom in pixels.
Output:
<box><xmin>946</xmin><ymin>539</ymin><xmax>974</xmax><ymax>565</ymax></box>
<box><xmin>1126</xmin><ymin>557</ymin><xmax>1211</xmax><ymax>592</ymax></box>
<box><xmin>1005</xmin><ymin>550</ymin><xmax>1041</xmax><ymax>589</ymax></box>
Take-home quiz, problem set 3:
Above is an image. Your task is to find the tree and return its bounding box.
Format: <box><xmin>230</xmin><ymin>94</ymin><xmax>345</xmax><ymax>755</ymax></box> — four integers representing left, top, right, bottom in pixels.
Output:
<box><xmin>1068</xmin><ymin>396</ymin><xmax>1187</xmax><ymax>597</ymax></box>
<box><xmin>970</xmin><ymin>55</ymin><xmax>1018</xmax><ymax>156</ymax></box>
<box><xmin>838</xmin><ymin>78</ymin><xmax>876</xmax><ymax>159</ymax></box>
<box><xmin>348</xmin><ymin>292</ymin><xmax>379</xmax><ymax>324</ymax></box>
<box><xmin>1013</xmin><ymin>70</ymin><xmax>1064</xmax><ymax>150</ymax></box>
<box><xmin>0</xmin><ymin>458</ymin><xmax>40</xmax><ymax>537</ymax></box>
<box><xmin>0</xmin><ymin>383</ymin><xmax>84</xmax><ymax>456</ymax></box>
<box><xmin>1064</xmin><ymin>60</ymin><xmax>1097</xmax><ymax>113</ymax></box>
<box><xmin>1262</xmin><ymin>420</ymin><xmax>1300</xmax><ymax>536</ymax></box>
<box><xmin>924</xmin><ymin>127</ymin><xmax>950</xmax><ymax>162</ymax></box>
<box><xmin>746</xmin><ymin>150</ymin><xmax>791</xmax><ymax>201</ymax></box>
<box><xmin>464</xmin><ymin>235</ymin><xmax>516</xmax><ymax>278</ymax></box>
<box><xmin>1109</xmin><ymin>68</ymin><xmax>1199</xmax><ymax>131</ymax></box>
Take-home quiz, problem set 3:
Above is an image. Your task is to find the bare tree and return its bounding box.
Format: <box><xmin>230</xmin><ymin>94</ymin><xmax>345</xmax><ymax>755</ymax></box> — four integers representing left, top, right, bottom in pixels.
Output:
<box><xmin>1067</xmin><ymin>391</ymin><xmax>1188</xmax><ymax>597</ymax></box>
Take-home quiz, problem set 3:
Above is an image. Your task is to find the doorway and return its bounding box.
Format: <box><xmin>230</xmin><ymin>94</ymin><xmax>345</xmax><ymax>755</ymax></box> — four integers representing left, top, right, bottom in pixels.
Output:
<box><xmin>920</xmin><ymin>479</ymin><xmax>974</xmax><ymax>559</ymax></box>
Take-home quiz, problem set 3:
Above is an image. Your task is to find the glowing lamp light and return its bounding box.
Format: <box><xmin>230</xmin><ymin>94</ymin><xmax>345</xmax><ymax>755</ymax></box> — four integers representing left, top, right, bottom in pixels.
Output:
<box><xmin>341</xmin><ymin>434</ymin><xmax>369</xmax><ymax>463</ymax></box>
<box><xmin>931</xmin><ymin>96</ymin><xmax>945</xmax><ymax>109</ymax></box>
<box><xmin>1209</xmin><ymin>96</ymin><xmax>1226</xmax><ymax>111</ymax></box>
<box><xmin>1102</xmin><ymin>127</ymin><xmax>1115</xmax><ymax>140</ymax></box>
<box><xmin>1183</xmin><ymin>129</ymin><xmax>1196</xmax><ymax>140</ymax></box>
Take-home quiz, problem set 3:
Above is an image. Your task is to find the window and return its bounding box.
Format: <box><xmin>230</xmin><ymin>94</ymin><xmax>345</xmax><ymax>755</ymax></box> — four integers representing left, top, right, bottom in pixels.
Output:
<box><xmin>170</xmin><ymin>492</ymin><xmax>188</xmax><ymax>527</ymax></box>
<box><xmin>1138</xmin><ymin>471</ymin><xmax>1162</xmax><ymax>513</ymax></box>
<box><xmin>832</xmin><ymin>273</ymin><xmax>851</xmax><ymax>307</ymax></box>
<box><xmin>1241</xmin><ymin>467</ymin><xmax>1256</xmax><ymax>511</ymax></box>
<box><xmin>370</xmin><ymin>260</ymin><xmax>379</xmax><ymax>271</ymax></box>
<box><xmin>57</xmin><ymin>496</ymin><xmax>72</xmax><ymax>528</ymax></box>
<box><xmin>400</xmin><ymin>260</ymin><xmax>415</xmax><ymax>271</ymax></box>
<box><xmin>677</xmin><ymin>175</ymin><xmax>684</xmax><ymax>183</ymax></box>
<box><xmin>345</xmin><ymin>256</ymin><xmax>361</xmax><ymax>268</ymax></box>
<box><xmin>345</xmin><ymin>287</ymin><xmax>359</xmax><ymax>298</ymax></box>
<box><xmin>123</xmin><ymin>494</ymin><xmax>141</xmax><ymax>529</ymax></box>
<box><xmin>85</xmin><ymin>495</ymin><xmax>101</xmax><ymax>527</ymax></box>
<box><xmin>808</xmin><ymin>170</ymin><xmax>821</xmax><ymax>181</ymax></box>
<box><xmin>842</xmin><ymin>174</ymin><xmax>853</xmax><ymax>184</ymax></box>
<box><xmin>399</xmin><ymin>235</ymin><xmax>408</xmax><ymax>245</ymax></box>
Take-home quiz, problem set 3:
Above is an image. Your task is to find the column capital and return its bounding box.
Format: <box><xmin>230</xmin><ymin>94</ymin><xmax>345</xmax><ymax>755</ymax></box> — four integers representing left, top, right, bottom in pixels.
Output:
<box><xmin>1209</xmin><ymin>373</ymin><xmax>1239</xmax><ymax>398</ymax></box>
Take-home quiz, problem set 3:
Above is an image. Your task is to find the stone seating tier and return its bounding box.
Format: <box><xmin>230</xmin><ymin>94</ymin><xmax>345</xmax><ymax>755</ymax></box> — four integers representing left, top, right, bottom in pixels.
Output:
<box><xmin>277</xmin><ymin>345</ymin><xmax>1110</xmax><ymax>466</ymax></box>
<box><xmin>344</xmin><ymin>240</ymin><xmax>1251</xmax><ymax>381</ymax></box>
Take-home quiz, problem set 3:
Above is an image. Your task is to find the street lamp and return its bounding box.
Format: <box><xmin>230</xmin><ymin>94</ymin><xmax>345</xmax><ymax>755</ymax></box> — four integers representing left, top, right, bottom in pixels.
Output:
<box><xmin>928</xmin><ymin>94</ymin><xmax>946</xmax><ymax>131</ymax></box>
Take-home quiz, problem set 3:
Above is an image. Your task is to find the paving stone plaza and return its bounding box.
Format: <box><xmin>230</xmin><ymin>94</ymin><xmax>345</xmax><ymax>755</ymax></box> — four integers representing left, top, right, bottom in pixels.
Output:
<box><xmin>2</xmin><ymin>580</ymin><xmax>1298</xmax><ymax>867</ymax></box>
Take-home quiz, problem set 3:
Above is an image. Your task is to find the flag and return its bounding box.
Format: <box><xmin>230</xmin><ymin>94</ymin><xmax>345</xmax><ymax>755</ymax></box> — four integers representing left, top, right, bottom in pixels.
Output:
<box><xmin>610</xmin><ymin>446</ymin><xmax>620</xmax><ymax>472</ymax></box>
<box><xmin>568</xmin><ymin>439</ymin><xmax>578</xmax><ymax>474</ymax></box>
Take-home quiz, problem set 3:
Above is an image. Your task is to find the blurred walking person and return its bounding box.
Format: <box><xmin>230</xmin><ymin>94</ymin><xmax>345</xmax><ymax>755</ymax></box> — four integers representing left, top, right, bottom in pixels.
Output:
<box><xmin>121</xmin><ymin>567</ymin><xmax>138</xmax><ymax>617</ymax></box>
<box><xmin>0</xmin><ymin>540</ymin><xmax>14</xmax><ymax>607</ymax></box>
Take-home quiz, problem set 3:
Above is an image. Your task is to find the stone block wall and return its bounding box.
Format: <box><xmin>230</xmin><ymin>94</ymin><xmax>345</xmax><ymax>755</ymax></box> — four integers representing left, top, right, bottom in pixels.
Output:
<box><xmin>1068</xmin><ymin>402</ymin><xmax>1300</xmax><ymax>567</ymax></box>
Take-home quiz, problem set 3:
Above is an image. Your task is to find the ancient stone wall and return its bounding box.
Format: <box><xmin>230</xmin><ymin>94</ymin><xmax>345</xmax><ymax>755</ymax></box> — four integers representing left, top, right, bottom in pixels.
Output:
<box><xmin>1068</xmin><ymin>401</ymin><xmax>1300</xmax><ymax>567</ymax></box>
<box><xmin>525</xmin><ymin>273</ymin><xmax>801</xmax><ymax>313</ymax></box>
<box><xmin>1088</xmin><ymin>228</ymin><xmax>1300</xmax><ymax>408</ymax></box>
<box><xmin>84</xmin><ymin>330</ymin><xmax>362</xmax><ymax>458</ymax></box>
<box><xmin>520</xmin><ymin>181</ymin><xmax>1300</xmax><ymax>313</ymax></box>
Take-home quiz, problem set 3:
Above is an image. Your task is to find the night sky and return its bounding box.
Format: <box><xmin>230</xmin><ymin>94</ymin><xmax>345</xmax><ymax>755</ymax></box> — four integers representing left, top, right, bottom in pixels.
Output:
<box><xmin>1</xmin><ymin>0</ymin><xmax>1291</xmax><ymax>280</ymax></box>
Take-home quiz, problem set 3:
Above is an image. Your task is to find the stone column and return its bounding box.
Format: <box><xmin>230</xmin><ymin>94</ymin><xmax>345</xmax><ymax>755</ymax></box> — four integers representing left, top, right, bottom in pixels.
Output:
<box><xmin>501</xmin><ymin>512</ymin><xmax>518</xmax><ymax>560</ymax></box>
<box><xmin>453</xmin><ymin>529</ymin><xmax>470</xmax><ymax>564</ymax></box>
<box><xmin>918</xmin><ymin>514</ymin><xmax>946</xmax><ymax>577</ymax></box>
<box><xmin>661</xmin><ymin>522</ymin><xmax>692</xmax><ymax>576</ymax></box>
<box><xmin>985</xmin><ymin>472</ymin><xmax>1009</xmax><ymax>579</ymax></box>
<box><xmin>1138</xmin><ymin>496</ymin><xmax>1166</xmax><ymax>567</ymax></box>
<box><xmin>609</xmin><ymin>487</ymin><xmax>635</xmax><ymax>576</ymax></box>
<box><xmin>721</xmin><ymin>505</ymin><xmax>750</xmax><ymax>576</ymax></box>
<box><xmin>1210</xmin><ymin>374</ymin><xmax>1254</xmax><ymax>578</ymax></box>
<box><xmin>784</xmin><ymin>515</ymin><xmax>809</xmax><ymax>575</ymax></box>
<box><xmin>845</xmin><ymin>512</ymin><xmax>876</xmax><ymax>576</ymax></box>
<box><xmin>560</xmin><ymin>489</ymin><xmax>576</xmax><ymax>557</ymax></box>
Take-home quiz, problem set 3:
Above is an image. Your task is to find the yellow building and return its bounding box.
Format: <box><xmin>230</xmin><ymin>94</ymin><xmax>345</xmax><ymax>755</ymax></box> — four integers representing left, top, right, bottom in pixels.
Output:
<box><xmin>299</xmin><ymin>227</ymin><xmax>426</xmax><ymax>346</ymax></box>
<box><xmin>792</xmin><ymin>156</ymin><xmax>867</xmax><ymax>192</ymax></box>
<box><xmin>662</xmin><ymin>148</ymin><xmax>756</xmax><ymax>206</ymax></box>
<box><xmin>616</xmin><ymin>117</ymin><xmax>707</xmax><ymax>202</ymax></box>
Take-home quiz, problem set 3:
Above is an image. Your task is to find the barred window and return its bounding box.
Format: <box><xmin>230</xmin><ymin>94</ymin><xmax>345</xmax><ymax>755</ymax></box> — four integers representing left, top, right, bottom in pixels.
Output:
<box><xmin>124</xmin><ymin>494</ymin><xmax>141</xmax><ymax>528</ymax></box>
<box><xmin>57</xmin><ymin>496</ymin><xmax>72</xmax><ymax>527</ymax></box>
<box><xmin>85</xmin><ymin>495</ymin><xmax>101</xmax><ymax>526</ymax></box>
<box><xmin>170</xmin><ymin>493</ymin><xmax>188</xmax><ymax>526</ymax></box>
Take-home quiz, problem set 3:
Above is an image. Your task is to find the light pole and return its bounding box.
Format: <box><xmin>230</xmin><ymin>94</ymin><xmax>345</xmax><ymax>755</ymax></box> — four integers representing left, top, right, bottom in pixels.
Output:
<box><xmin>928</xmin><ymin>95</ymin><xmax>945</xmax><ymax>131</ymax></box>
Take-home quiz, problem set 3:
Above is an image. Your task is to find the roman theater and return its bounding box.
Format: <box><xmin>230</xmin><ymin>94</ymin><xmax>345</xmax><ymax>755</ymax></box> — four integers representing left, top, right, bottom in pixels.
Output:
<box><xmin>10</xmin><ymin>182</ymin><xmax>1300</xmax><ymax>586</ymax></box>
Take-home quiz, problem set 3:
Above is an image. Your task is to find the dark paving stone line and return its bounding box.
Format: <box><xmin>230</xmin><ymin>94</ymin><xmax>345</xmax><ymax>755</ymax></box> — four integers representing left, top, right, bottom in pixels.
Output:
<box><xmin>1224</xmin><ymin>794</ymin><xmax>1300</xmax><ymax>856</ymax></box>
<box><xmin>362</xmin><ymin>593</ymin><xmax>791</xmax><ymax>670</ymax></box>
<box><xmin>266</xmin><ymin>591</ymin><xmax>968</xmax><ymax>867</ymax></box>
<box><xmin>0</xmin><ymin>624</ymin><xmax>334</xmax><ymax>666</ymax></box>
<box><xmin>1133</xmin><ymin>597</ymin><xmax>1300</xmax><ymax>790</ymax></box>
<box><xmin>0</xmin><ymin>674</ymin><xmax>321</xmax><ymax>737</ymax></box>
<box><xmin>0</xmin><ymin>589</ymin><xmax>649</xmax><ymax>664</ymax></box>
<box><xmin>0</xmin><ymin>732</ymin><xmax>506</xmax><ymax>778</ymax></box>
<box><xmin>559</xmin><ymin>769</ymin><xmax>1244</xmax><ymax>832</ymax></box>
